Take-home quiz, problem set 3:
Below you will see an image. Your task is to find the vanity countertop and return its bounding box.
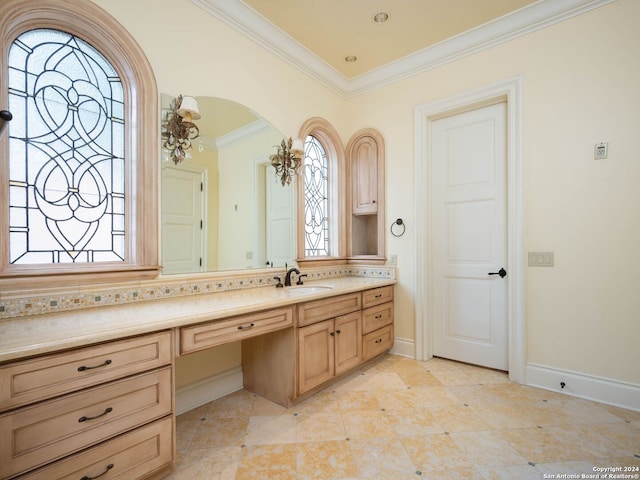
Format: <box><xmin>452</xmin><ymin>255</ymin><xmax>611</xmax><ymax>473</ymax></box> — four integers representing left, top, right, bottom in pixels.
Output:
<box><xmin>0</xmin><ymin>277</ymin><xmax>395</xmax><ymax>363</ymax></box>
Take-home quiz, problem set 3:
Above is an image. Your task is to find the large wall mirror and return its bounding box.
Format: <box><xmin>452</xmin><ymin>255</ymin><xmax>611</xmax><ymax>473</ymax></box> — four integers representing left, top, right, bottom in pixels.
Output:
<box><xmin>160</xmin><ymin>95</ymin><xmax>297</xmax><ymax>274</ymax></box>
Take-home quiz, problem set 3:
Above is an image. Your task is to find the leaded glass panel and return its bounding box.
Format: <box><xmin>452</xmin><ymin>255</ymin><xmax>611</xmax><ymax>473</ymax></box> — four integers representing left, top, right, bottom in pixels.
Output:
<box><xmin>303</xmin><ymin>135</ymin><xmax>329</xmax><ymax>256</ymax></box>
<box><xmin>7</xmin><ymin>29</ymin><xmax>125</xmax><ymax>264</ymax></box>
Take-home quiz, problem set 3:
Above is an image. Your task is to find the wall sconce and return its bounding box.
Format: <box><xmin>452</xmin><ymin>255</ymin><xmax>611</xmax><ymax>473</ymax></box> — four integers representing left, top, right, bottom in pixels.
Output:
<box><xmin>270</xmin><ymin>137</ymin><xmax>304</xmax><ymax>186</ymax></box>
<box><xmin>162</xmin><ymin>95</ymin><xmax>201</xmax><ymax>164</ymax></box>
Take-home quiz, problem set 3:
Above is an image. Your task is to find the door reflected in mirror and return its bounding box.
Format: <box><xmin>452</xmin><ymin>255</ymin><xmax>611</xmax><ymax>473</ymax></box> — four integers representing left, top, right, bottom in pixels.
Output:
<box><xmin>160</xmin><ymin>95</ymin><xmax>296</xmax><ymax>274</ymax></box>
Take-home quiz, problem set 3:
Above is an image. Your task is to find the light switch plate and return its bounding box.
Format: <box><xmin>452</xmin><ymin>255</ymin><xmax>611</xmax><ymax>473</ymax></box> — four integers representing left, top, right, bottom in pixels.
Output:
<box><xmin>528</xmin><ymin>252</ymin><xmax>554</xmax><ymax>267</ymax></box>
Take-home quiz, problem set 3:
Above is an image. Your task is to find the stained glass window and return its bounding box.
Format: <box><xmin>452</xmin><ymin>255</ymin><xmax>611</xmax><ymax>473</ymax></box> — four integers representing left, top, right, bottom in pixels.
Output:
<box><xmin>303</xmin><ymin>135</ymin><xmax>329</xmax><ymax>256</ymax></box>
<box><xmin>7</xmin><ymin>29</ymin><xmax>125</xmax><ymax>264</ymax></box>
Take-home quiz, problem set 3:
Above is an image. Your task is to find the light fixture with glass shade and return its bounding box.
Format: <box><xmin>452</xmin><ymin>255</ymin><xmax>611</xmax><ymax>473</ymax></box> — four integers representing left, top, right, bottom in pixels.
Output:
<box><xmin>162</xmin><ymin>95</ymin><xmax>201</xmax><ymax>164</ymax></box>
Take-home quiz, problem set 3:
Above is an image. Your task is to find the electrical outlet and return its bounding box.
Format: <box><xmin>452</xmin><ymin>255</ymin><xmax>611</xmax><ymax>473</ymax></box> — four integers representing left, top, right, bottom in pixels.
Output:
<box><xmin>390</xmin><ymin>254</ymin><xmax>397</xmax><ymax>265</ymax></box>
<box><xmin>595</xmin><ymin>142</ymin><xmax>608</xmax><ymax>160</ymax></box>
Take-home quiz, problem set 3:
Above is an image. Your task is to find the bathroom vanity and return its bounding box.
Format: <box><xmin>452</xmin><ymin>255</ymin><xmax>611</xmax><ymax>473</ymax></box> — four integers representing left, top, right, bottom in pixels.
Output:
<box><xmin>0</xmin><ymin>276</ymin><xmax>394</xmax><ymax>480</ymax></box>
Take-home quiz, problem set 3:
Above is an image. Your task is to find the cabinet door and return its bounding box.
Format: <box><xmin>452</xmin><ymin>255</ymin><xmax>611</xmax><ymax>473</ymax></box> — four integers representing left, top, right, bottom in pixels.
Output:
<box><xmin>334</xmin><ymin>311</ymin><xmax>362</xmax><ymax>375</ymax></box>
<box><xmin>350</xmin><ymin>135</ymin><xmax>378</xmax><ymax>215</ymax></box>
<box><xmin>298</xmin><ymin>320</ymin><xmax>334</xmax><ymax>394</ymax></box>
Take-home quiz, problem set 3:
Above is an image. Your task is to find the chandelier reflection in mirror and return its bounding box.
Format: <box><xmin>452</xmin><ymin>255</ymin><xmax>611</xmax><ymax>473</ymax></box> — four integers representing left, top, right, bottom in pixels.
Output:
<box><xmin>162</xmin><ymin>95</ymin><xmax>201</xmax><ymax>164</ymax></box>
<box><xmin>270</xmin><ymin>137</ymin><xmax>304</xmax><ymax>186</ymax></box>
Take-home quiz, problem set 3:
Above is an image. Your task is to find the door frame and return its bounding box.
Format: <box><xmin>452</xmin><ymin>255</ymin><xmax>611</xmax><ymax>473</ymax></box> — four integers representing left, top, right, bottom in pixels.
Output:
<box><xmin>413</xmin><ymin>76</ymin><xmax>525</xmax><ymax>383</ymax></box>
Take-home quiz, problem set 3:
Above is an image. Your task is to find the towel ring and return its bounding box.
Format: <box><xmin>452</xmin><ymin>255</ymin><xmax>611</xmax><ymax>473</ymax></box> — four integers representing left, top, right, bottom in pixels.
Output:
<box><xmin>390</xmin><ymin>218</ymin><xmax>405</xmax><ymax>237</ymax></box>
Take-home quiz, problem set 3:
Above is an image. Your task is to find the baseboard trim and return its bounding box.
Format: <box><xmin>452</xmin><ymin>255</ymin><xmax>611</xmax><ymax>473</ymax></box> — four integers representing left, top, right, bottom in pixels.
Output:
<box><xmin>390</xmin><ymin>337</ymin><xmax>415</xmax><ymax>358</ymax></box>
<box><xmin>526</xmin><ymin>363</ymin><xmax>640</xmax><ymax>412</ymax></box>
<box><xmin>175</xmin><ymin>366</ymin><xmax>244</xmax><ymax>415</ymax></box>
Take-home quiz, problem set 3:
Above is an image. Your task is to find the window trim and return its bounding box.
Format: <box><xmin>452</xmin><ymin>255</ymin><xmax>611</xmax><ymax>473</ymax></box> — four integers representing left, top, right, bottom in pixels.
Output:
<box><xmin>0</xmin><ymin>0</ymin><xmax>159</xmax><ymax>288</ymax></box>
<box><xmin>297</xmin><ymin>117</ymin><xmax>347</xmax><ymax>266</ymax></box>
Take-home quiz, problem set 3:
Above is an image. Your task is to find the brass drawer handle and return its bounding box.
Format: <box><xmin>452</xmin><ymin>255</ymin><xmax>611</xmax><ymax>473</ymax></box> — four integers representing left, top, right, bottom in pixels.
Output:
<box><xmin>81</xmin><ymin>463</ymin><xmax>114</xmax><ymax>480</ymax></box>
<box><xmin>237</xmin><ymin>323</ymin><xmax>255</xmax><ymax>330</ymax></box>
<box><xmin>78</xmin><ymin>407</ymin><xmax>113</xmax><ymax>423</ymax></box>
<box><xmin>374</xmin><ymin>314</ymin><xmax>383</xmax><ymax>319</ymax></box>
<box><xmin>77</xmin><ymin>359</ymin><xmax>112</xmax><ymax>372</ymax></box>
<box><xmin>374</xmin><ymin>294</ymin><xmax>382</xmax><ymax>298</ymax></box>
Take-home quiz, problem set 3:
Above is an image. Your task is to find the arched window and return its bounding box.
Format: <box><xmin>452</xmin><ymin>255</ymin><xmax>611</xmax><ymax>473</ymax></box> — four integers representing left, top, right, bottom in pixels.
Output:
<box><xmin>0</xmin><ymin>0</ymin><xmax>158</xmax><ymax>288</ymax></box>
<box><xmin>303</xmin><ymin>135</ymin><xmax>330</xmax><ymax>257</ymax></box>
<box><xmin>297</xmin><ymin>117</ymin><xmax>346</xmax><ymax>265</ymax></box>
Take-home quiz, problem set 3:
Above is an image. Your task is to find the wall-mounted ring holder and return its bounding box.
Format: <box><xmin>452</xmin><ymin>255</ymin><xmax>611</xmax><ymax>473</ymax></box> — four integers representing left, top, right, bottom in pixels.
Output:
<box><xmin>390</xmin><ymin>218</ymin><xmax>405</xmax><ymax>237</ymax></box>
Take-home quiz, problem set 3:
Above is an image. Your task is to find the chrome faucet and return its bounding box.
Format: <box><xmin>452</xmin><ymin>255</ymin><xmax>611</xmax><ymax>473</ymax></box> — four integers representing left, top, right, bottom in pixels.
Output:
<box><xmin>284</xmin><ymin>267</ymin><xmax>300</xmax><ymax>287</ymax></box>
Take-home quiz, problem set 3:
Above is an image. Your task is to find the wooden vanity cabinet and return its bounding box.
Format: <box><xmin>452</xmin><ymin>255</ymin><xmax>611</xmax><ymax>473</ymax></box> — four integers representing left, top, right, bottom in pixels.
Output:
<box><xmin>362</xmin><ymin>286</ymin><xmax>395</xmax><ymax>361</ymax></box>
<box><xmin>298</xmin><ymin>311</ymin><xmax>362</xmax><ymax>394</ymax></box>
<box><xmin>238</xmin><ymin>287</ymin><xmax>394</xmax><ymax>408</ymax></box>
<box><xmin>346</xmin><ymin>129</ymin><xmax>385</xmax><ymax>263</ymax></box>
<box><xmin>0</xmin><ymin>332</ymin><xmax>174</xmax><ymax>480</ymax></box>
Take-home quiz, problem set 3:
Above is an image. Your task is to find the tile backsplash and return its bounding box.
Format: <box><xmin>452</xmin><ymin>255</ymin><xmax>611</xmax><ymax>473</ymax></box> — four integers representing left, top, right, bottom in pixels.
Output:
<box><xmin>0</xmin><ymin>266</ymin><xmax>395</xmax><ymax>320</ymax></box>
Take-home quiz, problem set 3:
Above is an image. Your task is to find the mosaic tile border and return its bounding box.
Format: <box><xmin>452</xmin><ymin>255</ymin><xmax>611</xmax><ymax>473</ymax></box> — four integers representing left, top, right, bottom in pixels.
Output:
<box><xmin>0</xmin><ymin>266</ymin><xmax>395</xmax><ymax>320</ymax></box>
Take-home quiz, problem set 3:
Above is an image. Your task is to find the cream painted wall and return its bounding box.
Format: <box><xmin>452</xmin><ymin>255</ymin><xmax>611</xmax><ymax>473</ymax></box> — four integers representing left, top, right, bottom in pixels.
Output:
<box><xmin>347</xmin><ymin>0</ymin><xmax>640</xmax><ymax>384</ymax></box>
<box><xmin>216</xmin><ymin>125</ymin><xmax>283</xmax><ymax>270</ymax></box>
<box><xmin>92</xmin><ymin>0</ymin><xmax>639</xmax><ymax>387</ymax></box>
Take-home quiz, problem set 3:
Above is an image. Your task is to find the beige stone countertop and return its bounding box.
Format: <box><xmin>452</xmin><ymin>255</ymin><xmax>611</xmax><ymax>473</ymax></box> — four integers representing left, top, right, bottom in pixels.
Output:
<box><xmin>0</xmin><ymin>277</ymin><xmax>395</xmax><ymax>363</ymax></box>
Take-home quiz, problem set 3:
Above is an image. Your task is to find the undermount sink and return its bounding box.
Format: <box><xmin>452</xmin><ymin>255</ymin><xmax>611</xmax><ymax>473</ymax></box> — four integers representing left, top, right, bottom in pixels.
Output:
<box><xmin>282</xmin><ymin>285</ymin><xmax>333</xmax><ymax>296</ymax></box>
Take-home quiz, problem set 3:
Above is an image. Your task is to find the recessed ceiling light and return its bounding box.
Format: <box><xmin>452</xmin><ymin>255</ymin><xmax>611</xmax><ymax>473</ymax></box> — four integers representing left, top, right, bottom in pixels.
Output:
<box><xmin>373</xmin><ymin>12</ymin><xmax>389</xmax><ymax>23</ymax></box>
<box><xmin>344</xmin><ymin>55</ymin><xmax>357</xmax><ymax>63</ymax></box>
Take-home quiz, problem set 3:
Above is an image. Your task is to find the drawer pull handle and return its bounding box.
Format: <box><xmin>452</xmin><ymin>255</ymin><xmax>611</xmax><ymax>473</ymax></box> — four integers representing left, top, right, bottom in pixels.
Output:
<box><xmin>81</xmin><ymin>463</ymin><xmax>114</xmax><ymax>480</ymax></box>
<box><xmin>375</xmin><ymin>314</ymin><xmax>383</xmax><ymax>319</ymax></box>
<box><xmin>78</xmin><ymin>359</ymin><xmax>112</xmax><ymax>372</ymax></box>
<box><xmin>336</xmin><ymin>329</ymin><xmax>341</xmax><ymax>334</ymax></box>
<box><xmin>237</xmin><ymin>323</ymin><xmax>255</xmax><ymax>330</ymax></box>
<box><xmin>78</xmin><ymin>407</ymin><xmax>113</xmax><ymax>423</ymax></box>
<box><xmin>375</xmin><ymin>294</ymin><xmax>382</xmax><ymax>298</ymax></box>
<box><xmin>375</xmin><ymin>338</ymin><xmax>382</xmax><ymax>344</ymax></box>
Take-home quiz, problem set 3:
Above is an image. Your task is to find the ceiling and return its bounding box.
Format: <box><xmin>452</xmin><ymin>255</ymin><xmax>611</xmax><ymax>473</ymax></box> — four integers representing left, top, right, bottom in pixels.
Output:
<box><xmin>242</xmin><ymin>0</ymin><xmax>537</xmax><ymax>78</ymax></box>
<box><xmin>191</xmin><ymin>0</ymin><xmax>613</xmax><ymax>97</ymax></box>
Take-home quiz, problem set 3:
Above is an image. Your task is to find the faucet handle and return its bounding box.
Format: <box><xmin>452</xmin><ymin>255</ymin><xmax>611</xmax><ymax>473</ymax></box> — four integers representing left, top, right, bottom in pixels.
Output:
<box><xmin>273</xmin><ymin>276</ymin><xmax>283</xmax><ymax>288</ymax></box>
<box><xmin>296</xmin><ymin>274</ymin><xmax>308</xmax><ymax>285</ymax></box>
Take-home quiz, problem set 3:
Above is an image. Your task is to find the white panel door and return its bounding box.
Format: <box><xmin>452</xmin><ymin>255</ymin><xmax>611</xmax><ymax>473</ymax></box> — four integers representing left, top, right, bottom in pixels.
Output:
<box><xmin>161</xmin><ymin>167</ymin><xmax>204</xmax><ymax>274</ymax></box>
<box><xmin>431</xmin><ymin>102</ymin><xmax>508</xmax><ymax>370</ymax></box>
<box><xmin>265</xmin><ymin>166</ymin><xmax>296</xmax><ymax>267</ymax></box>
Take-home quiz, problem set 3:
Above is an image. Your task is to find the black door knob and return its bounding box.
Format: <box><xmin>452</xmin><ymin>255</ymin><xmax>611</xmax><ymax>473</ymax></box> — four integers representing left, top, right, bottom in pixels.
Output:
<box><xmin>488</xmin><ymin>268</ymin><xmax>507</xmax><ymax>278</ymax></box>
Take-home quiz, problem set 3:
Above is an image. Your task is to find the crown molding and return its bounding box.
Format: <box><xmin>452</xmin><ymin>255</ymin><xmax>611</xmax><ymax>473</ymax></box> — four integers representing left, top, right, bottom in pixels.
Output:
<box><xmin>215</xmin><ymin>118</ymin><xmax>272</xmax><ymax>149</ymax></box>
<box><xmin>191</xmin><ymin>0</ymin><xmax>616</xmax><ymax>98</ymax></box>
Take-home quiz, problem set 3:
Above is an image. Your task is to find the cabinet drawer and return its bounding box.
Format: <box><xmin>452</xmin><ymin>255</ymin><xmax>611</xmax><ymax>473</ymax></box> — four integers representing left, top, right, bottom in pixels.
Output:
<box><xmin>362</xmin><ymin>302</ymin><xmax>393</xmax><ymax>335</ymax></box>
<box><xmin>18</xmin><ymin>417</ymin><xmax>173</xmax><ymax>480</ymax></box>
<box><xmin>181</xmin><ymin>307</ymin><xmax>293</xmax><ymax>354</ymax></box>
<box><xmin>0</xmin><ymin>367</ymin><xmax>172</xmax><ymax>479</ymax></box>
<box><xmin>297</xmin><ymin>293</ymin><xmax>361</xmax><ymax>327</ymax></box>
<box><xmin>363</xmin><ymin>324</ymin><xmax>394</xmax><ymax>361</ymax></box>
<box><xmin>362</xmin><ymin>286</ymin><xmax>393</xmax><ymax>308</ymax></box>
<box><xmin>0</xmin><ymin>332</ymin><xmax>172</xmax><ymax>411</ymax></box>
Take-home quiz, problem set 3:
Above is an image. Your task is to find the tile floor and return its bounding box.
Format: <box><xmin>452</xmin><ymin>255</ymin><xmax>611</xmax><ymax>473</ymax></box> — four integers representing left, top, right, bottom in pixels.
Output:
<box><xmin>167</xmin><ymin>355</ymin><xmax>640</xmax><ymax>479</ymax></box>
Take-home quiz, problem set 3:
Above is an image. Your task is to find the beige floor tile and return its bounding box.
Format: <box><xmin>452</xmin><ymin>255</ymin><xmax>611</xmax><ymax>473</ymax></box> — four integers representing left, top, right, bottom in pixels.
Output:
<box><xmin>384</xmin><ymin>405</ymin><xmax>445</xmax><ymax>436</ymax></box>
<box><xmin>296</xmin><ymin>411</ymin><xmax>347</xmax><ymax>442</ymax></box>
<box><xmin>450</xmin><ymin>430</ymin><xmax>528</xmax><ymax>467</ymax></box>
<box><xmin>190</xmin><ymin>416</ymin><xmax>249</xmax><ymax>449</ymax></box>
<box><xmin>169</xmin><ymin>354</ymin><xmax>640</xmax><ymax>479</ymax></box>
<box><xmin>478</xmin><ymin>463</ymin><xmax>543</xmax><ymax>479</ymax></box>
<box><xmin>172</xmin><ymin>445</ymin><xmax>242</xmax><ymax>479</ymax></box>
<box><xmin>348</xmin><ymin>436</ymin><xmax>417</xmax><ymax>477</ymax></box>
<box><xmin>296</xmin><ymin>440</ymin><xmax>358</xmax><ymax>480</ymax></box>
<box><xmin>244</xmin><ymin>414</ymin><xmax>297</xmax><ymax>445</ymax></box>
<box><xmin>235</xmin><ymin>444</ymin><xmax>297</xmax><ymax>480</ymax></box>
<box><xmin>431</xmin><ymin>404</ymin><xmax>493</xmax><ymax>433</ymax></box>
<box><xmin>206</xmin><ymin>389</ymin><xmax>255</xmax><ymax>418</ymax></box>
<box><xmin>498</xmin><ymin>426</ymin><xmax>600</xmax><ymax>463</ymax></box>
<box><xmin>342</xmin><ymin>409</ymin><xmax>397</xmax><ymax>439</ymax></box>
<box><xmin>401</xmin><ymin>432</ymin><xmax>468</xmax><ymax>472</ymax></box>
<box><xmin>337</xmin><ymin>389</ymin><xmax>382</xmax><ymax>411</ymax></box>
